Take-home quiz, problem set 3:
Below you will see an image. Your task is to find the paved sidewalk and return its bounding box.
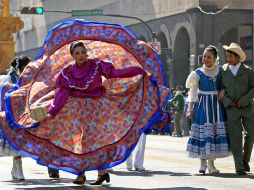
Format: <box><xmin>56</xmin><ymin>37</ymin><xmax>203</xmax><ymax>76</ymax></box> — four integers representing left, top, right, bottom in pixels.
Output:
<box><xmin>0</xmin><ymin>135</ymin><xmax>253</xmax><ymax>190</ymax></box>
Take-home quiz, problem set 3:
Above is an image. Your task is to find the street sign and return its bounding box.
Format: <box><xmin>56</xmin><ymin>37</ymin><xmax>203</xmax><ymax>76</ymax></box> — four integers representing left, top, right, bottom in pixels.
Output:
<box><xmin>149</xmin><ymin>41</ymin><xmax>161</xmax><ymax>55</ymax></box>
<box><xmin>72</xmin><ymin>10</ymin><xmax>103</xmax><ymax>16</ymax></box>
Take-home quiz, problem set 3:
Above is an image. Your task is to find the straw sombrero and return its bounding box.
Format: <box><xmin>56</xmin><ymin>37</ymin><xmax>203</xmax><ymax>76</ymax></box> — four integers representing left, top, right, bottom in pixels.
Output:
<box><xmin>223</xmin><ymin>43</ymin><xmax>246</xmax><ymax>62</ymax></box>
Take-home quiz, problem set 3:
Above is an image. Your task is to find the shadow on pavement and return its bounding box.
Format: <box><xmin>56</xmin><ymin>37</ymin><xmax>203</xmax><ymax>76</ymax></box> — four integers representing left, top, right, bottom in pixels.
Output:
<box><xmin>3</xmin><ymin>178</ymin><xmax>207</xmax><ymax>190</ymax></box>
<box><xmin>15</xmin><ymin>187</ymin><xmax>93</xmax><ymax>190</ymax></box>
<box><xmin>212</xmin><ymin>173</ymin><xmax>254</xmax><ymax>179</ymax></box>
<box><xmin>14</xmin><ymin>186</ymin><xmax>207</xmax><ymax>190</ymax></box>
<box><xmin>2</xmin><ymin>178</ymin><xmax>98</xmax><ymax>189</ymax></box>
<box><xmin>193</xmin><ymin>172</ymin><xmax>254</xmax><ymax>179</ymax></box>
<box><xmin>110</xmin><ymin>170</ymin><xmax>191</xmax><ymax>177</ymax></box>
<box><xmin>107</xmin><ymin>188</ymin><xmax>207</xmax><ymax>190</ymax></box>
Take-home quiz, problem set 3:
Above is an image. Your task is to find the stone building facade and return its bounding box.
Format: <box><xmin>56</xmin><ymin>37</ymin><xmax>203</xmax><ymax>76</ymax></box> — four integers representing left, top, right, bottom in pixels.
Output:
<box><xmin>11</xmin><ymin>0</ymin><xmax>253</xmax><ymax>87</ymax></box>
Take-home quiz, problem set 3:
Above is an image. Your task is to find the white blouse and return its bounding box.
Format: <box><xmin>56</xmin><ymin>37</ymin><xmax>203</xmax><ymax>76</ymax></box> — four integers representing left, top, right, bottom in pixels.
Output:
<box><xmin>185</xmin><ymin>71</ymin><xmax>199</xmax><ymax>102</ymax></box>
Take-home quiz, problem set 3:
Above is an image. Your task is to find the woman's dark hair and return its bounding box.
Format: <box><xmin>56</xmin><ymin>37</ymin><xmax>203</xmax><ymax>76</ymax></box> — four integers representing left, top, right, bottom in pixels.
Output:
<box><xmin>205</xmin><ymin>45</ymin><xmax>218</xmax><ymax>58</ymax></box>
<box><xmin>69</xmin><ymin>41</ymin><xmax>87</xmax><ymax>55</ymax></box>
<box><xmin>226</xmin><ymin>50</ymin><xmax>239</xmax><ymax>57</ymax></box>
<box><xmin>10</xmin><ymin>56</ymin><xmax>31</xmax><ymax>71</ymax></box>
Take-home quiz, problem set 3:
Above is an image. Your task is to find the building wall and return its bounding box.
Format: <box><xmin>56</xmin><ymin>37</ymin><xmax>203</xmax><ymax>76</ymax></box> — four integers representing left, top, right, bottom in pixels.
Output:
<box><xmin>130</xmin><ymin>8</ymin><xmax>253</xmax><ymax>87</ymax></box>
<box><xmin>11</xmin><ymin>0</ymin><xmax>201</xmax><ymax>52</ymax></box>
<box><xmin>11</xmin><ymin>0</ymin><xmax>253</xmax><ymax>87</ymax></box>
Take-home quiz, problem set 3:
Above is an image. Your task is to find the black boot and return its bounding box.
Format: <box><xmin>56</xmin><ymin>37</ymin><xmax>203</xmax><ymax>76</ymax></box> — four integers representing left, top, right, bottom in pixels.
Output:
<box><xmin>48</xmin><ymin>168</ymin><xmax>59</xmax><ymax>179</ymax></box>
<box><xmin>236</xmin><ymin>169</ymin><xmax>247</xmax><ymax>175</ymax></box>
<box><xmin>242</xmin><ymin>161</ymin><xmax>250</xmax><ymax>172</ymax></box>
<box><xmin>90</xmin><ymin>173</ymin><xmax>110</xmax><ymax>185</ymax></box>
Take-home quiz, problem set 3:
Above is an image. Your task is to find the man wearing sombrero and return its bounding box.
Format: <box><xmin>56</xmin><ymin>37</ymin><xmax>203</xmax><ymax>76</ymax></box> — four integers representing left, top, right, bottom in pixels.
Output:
<box><xmin>221</xmin><ymin>43</ymin><xmax>254</xmax><ymax>175</ymax></box>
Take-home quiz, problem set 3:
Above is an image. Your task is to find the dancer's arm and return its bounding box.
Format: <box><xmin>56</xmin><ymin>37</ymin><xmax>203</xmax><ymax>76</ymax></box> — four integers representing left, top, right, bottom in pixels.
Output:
<box><xmin>48</xmin><ymin>87</ymin><xmax>70</xmax><ymax>116</ymax></box>
<box><xmin>48</xmin><ymin>70</ymin><xmax>70</xmax><ymax>116</ymax></box>
<box><xmin>99</xmin><ymin>60</ymin><xmax>145</xmax><ymax>79</ymax></box>
<box><xmin>185</xmin><ymin>71</ymin><xmax>199</xmax><ymax>119</ymax></box>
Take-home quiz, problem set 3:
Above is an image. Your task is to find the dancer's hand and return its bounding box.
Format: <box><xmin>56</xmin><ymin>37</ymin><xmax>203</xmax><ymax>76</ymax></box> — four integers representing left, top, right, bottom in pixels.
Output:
<box><xmin>236</xmin><ymin>101</ymin><xmax>242</xmax><ymax>108</ymax></box>
<box><xmin>147</xmin><ymin>71</ymin><xmax>152</xmax><ymax>77</ymax></box>
<box><xmin>229</xmin><ymin>102</ymin><xmax>236</xmax><ymax>108</ymax></box>
<box><xmin>218</xmin><ymin>89</ymin><xmax>225</xmax><ymax>101</ymax></box>
<box><xmin>142</xmin><ymin>69</ymin><xmax>151</xmax><ymax>77</ymax></box>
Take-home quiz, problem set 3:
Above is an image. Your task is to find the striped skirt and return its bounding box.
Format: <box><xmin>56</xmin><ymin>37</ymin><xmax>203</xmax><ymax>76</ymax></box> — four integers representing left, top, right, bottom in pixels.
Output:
<box><xmin>187</xmin><ymin>92</ymin><xmax>230</xmax><ymax>159</ymax></box>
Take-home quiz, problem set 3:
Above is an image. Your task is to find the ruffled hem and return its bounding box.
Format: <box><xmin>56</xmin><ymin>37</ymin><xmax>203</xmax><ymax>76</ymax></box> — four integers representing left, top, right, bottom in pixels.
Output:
<box><xmin>1</xmin><ymin>76</ymin><xmax>171</xmax><ymax>174</ymax></box>
<box><xmin>187</xmin><ymin>151</ymin><xmax>231</xmax><ymax>159</ymax></box>
<box><xmin>187</xmin><ymin>122</ymin><xmax>230</xmax><ymax>159</ymax></box>
<box><xmin>0</xmin><ymin>99</ymin><xmax>167</xmax><ymax>174</ymax></box>
<box><xmin>0</xmin><ymin>19</ymin><xmax>171</xmax><ymax>175</ymax></box>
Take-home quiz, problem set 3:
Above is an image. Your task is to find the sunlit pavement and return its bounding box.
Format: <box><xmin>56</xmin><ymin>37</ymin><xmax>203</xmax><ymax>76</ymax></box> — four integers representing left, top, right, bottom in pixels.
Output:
<box><xmin>0</xmin><ymin>135</ymin><xmax>253</xmax><ymax>190</ymax></box>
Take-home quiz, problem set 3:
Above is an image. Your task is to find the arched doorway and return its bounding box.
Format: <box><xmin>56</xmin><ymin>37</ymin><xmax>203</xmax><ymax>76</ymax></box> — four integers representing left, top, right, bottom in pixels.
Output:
<box><xmin>173</xmin><ymin>27</ymin><xmax>190</xmax><ymax>88</ymax></box>
<box><xmin>219</xmin><ymin>24</ymin><xmax>253</xmax><ymax>67</ymax></box>
<box><xmin>157</xmin><ymin>31</ymin><xmax>170</xmax><ymax>87</ymax></box>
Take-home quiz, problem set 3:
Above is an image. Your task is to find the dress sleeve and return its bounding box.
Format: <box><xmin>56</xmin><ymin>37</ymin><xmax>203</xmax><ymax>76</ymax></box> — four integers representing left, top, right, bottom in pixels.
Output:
<box><xmin>98</xmin><ymin>59</ymin><xmax>144</xmax><ymax>79</ymax></box>
<box><xmin>55</xmin><ymin>66</ymin><xmax>70</xmax><ymax>88</ymax></box>
<box><xmin>48</xmin><ymin>88</ymin><xmax>70</xmax><ymax>116</ymax></box>
<box><xmin>48</xmin><ymin>68</ymin><xmax>71</xmax><ymax>116</ymax></box>
<box><xmin>185</xmin><ymin>71</ymin><xmax>199</xmax><ymax>102</ymax></box>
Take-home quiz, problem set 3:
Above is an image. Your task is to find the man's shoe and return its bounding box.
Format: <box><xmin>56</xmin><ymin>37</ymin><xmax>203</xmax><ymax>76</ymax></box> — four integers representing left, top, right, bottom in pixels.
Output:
<box><xmin>126</xmin><ymin>166</ymin><xmax>132</xmax><ymax>171</ymax></box>
<box><xmin>242</xmin><ymin>161</ymin><xmax>250</xmax><ymax>172</ymax></box>
<box><xmin>236</xmin><ymin>170</ymin><xmax>247</xmax><ymax>175</ymax></box>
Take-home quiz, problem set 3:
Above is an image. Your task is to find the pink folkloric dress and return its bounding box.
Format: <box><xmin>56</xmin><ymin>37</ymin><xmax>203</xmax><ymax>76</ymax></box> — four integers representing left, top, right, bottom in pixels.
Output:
<box><xmin>48</xmin><ymin>59</ymin><xmax>145</xmax><ymax>116</ymax></box>
<box><xmin>0</xmin><ymin>19</ymin><xmax>171</xmax><ymax>175</ymax></box>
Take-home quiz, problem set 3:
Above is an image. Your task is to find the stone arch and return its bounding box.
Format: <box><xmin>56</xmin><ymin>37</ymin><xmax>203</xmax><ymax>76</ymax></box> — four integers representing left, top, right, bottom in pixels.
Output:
<box><xmin>173</xmin><ymin>27</ymin><xmax>190</xmax><ymax>87</ymax></box>
<box><xmin>218</xmin><ymin>24</ymin><xmax>253</xmax><ymax>66</ymax></box>
<box><xmin>159</xmin><ymin>24</ymin><xmax>172</xmax><ymax>48</ymax></box>
<box><xmin>157</xmin><ymin>31</ymin><xmax>170</xmax><ymax>87</ymax></box>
